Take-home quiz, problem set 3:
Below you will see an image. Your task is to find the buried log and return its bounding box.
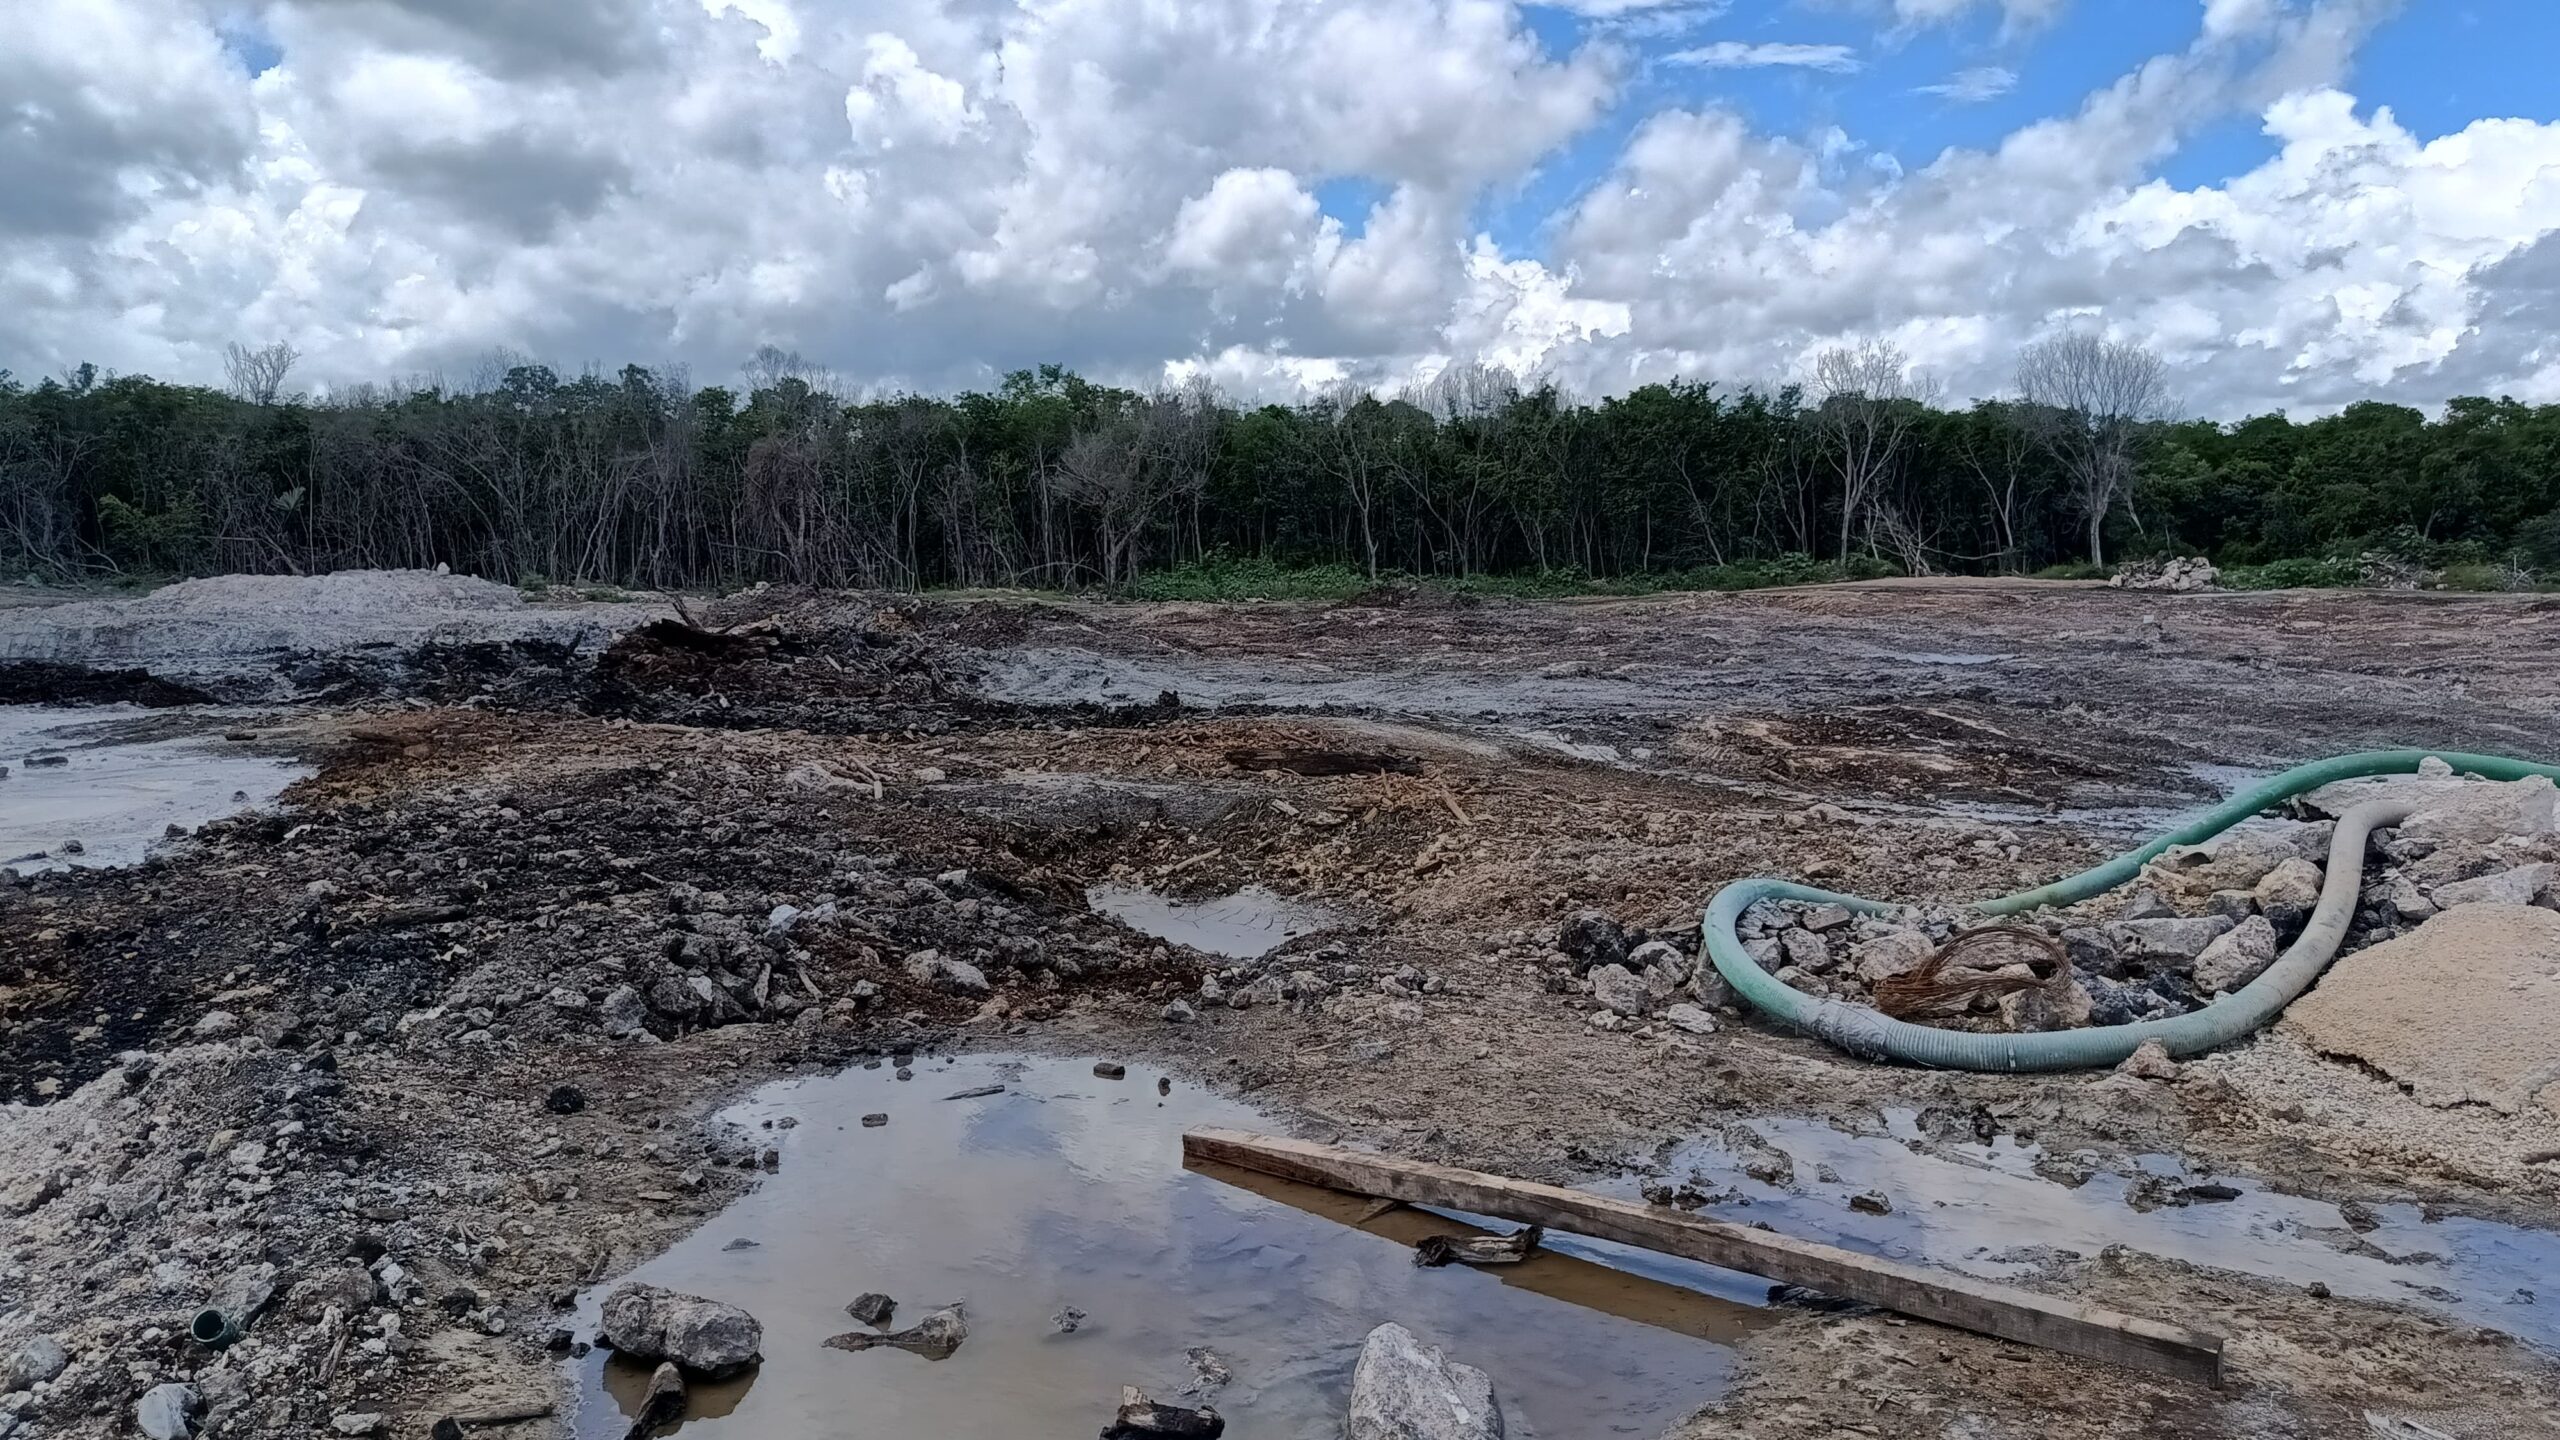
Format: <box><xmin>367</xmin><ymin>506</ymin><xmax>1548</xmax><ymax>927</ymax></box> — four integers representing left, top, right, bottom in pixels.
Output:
<box><xmin>1101</xmin><ymin>1385</ymin><xmax>1225</xmax><ymax>1439</ymax></box>
<box><xmin>824</xmin><ymin>1303</ymin><xmax>966</xmax><ymax>1360</ymax></box>
<box><xmin>1413</xmin><ymin>1225</ymin><xmax>1542</xmax><ymax>1268</ymax></box>
<box><xmin>1224</xmin><ymin>747</ymin><xmax>1423</xmax><ymax>777</ymax></box>
<box><xmin>1183</xmin><ymin>1128</ymin><xmax>2224</xmax><ymax>1388</ymax></box>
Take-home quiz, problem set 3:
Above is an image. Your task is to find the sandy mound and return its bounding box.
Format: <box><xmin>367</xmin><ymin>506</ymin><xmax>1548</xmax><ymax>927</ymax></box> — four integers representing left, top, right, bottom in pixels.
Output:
<box><xmin>2283</xmin><ymin>903</ymin><xmax>2560</xmax><ymax>1118</ymax></box>
<box><xmin>0</xmin><ymin>569</ymin><xmax>656</xmax><ymax>689</ymax></box>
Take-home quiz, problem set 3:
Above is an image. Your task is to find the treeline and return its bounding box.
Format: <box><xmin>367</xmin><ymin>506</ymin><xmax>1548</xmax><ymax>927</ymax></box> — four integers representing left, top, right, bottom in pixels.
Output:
<box><xmin>4</xmin><ymin>344</ymin><xmax>2558</xmax><ymax>592</ymax></box>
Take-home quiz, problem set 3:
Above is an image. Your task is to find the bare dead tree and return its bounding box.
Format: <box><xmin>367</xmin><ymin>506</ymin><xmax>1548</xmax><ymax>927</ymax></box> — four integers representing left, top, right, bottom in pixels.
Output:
<box><xmin>1959</xmin><ymin>402</ymin><xmax>2042</xmax><ymax>571</ymax></box>
<box><xmin>1866</xmin><ymin>503</ymin><xmax>1937</xmax><ymax>577</ymax></box>
<box><xmin>1058</xmin><ymin>382</ymin><xmax>1218</xmax><ymax>586</ymax></box>
<box><xmin>2015</xmin><ymin>333</ymin><xmax>2170</xmax><ymax>567</ymax></box>
<box><xmin>1409</xmin><ymin>360</ymin><xmax>1519</xmax><ymax>424</ymax></box>
<box><xmin>1316</xmin><ymin>380</ymin><xmax>1389</xmax><ymax>580</ymax></box>
<box><xmin>223</xmin><ymin>340</ymin><xmax>301</xmax><ymax>406</ymax></box>
<box><xmin>1402</xmin><ymin>362</ymin><xmax>1521</xmax><ymax>575</ymax></box>
<box><xmin>1813</xmin><ymin>340</ymin><xmax>1937</xmax><ymax>563</ymax></box>
<box><xmin>742</xmin><ymin>344</ymin><xmax>851</xmax><ymax>404</ymax></box>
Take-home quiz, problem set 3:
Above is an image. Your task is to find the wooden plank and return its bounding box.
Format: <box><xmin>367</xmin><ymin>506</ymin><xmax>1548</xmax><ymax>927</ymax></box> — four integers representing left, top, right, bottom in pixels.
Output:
<box><xmin>1191</xmin><ymin>1158</ymin><xmax>1771</xmax><ymax>1344</ymax></box>
<box><xmin>1183</xmin><ymin>1127</ymin><xmax>2224</xmax><ymax>1388</ymax></box>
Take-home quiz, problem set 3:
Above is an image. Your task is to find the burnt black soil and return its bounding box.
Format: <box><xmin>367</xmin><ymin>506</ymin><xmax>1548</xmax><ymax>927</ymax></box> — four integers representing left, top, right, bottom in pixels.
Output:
<box><xmin>0</xmin><ymin>660</ymin><xmax>215</xmax><ymax>707</ymax></box>
<box><xmin>0</xmin><ymin>714</ymin><xmax>1207</xmax><ymax>1107</ymax></box>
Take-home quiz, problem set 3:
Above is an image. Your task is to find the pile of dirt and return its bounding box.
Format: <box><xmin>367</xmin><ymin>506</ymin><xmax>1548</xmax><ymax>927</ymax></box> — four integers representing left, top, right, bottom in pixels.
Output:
<box><xmin>0</xmin><ymin>570</ymin><xmax>655</xmax><ymax>702</ymax></box>
<box><xmin>588</xmin><ymin>591</ymin><xmax>966</xmax><ymax>734</ymax></box>
<box><xmin>589</xmin><ymin>588</ymin><xmax>1183</xmax><ymax>736</ymax></box>
<box><xmin>2284</xmin><ymin>904</ymin><xmax>2560</xmax><ymax>1117</ymax></box>
<box><xmin>2108</xmin><ymin>557</ymin><xmax>2219</xmax><ymax>591</ymax></box>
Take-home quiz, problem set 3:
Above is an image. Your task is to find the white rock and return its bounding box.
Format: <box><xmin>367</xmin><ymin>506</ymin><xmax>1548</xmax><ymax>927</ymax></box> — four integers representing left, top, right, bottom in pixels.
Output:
<box><xmin>2387</xmin><ymin>877</ymin><xmax>2439</xmax><ymax>922</ymax></box>
<box><xmin>2117</xmin><ymin>1038</ymin><xmax>2181</xmax><ymax>1080</ymax></box>
<box><xmin>1777</xmin><ymin>928</ymin><xmax>1831</xmax><ymax>972</ymax></box>
<box><xmin>1850</xmin><ymin>930</ymin><xmax>1935</xmax><ymax>985</ymax></box>
<box><xmin>904</xmin><ymin>952</ymin><xmax>990</xmax><ymax>995</ymax></box>
<box><xmin>330</xmin><ymin>1414</ymin><xmax>386</xmax><ymax>1436</ymax></box>
<box><xmin>597</xmin><ymin>1284</ymin><xmax>763</xmax><ymax>1378</ymax></box>
<box><xmin>135</xmin><ymin>1385</ymin><xmax>198</xmax><ymax>1440</ymax></box>
<box><xmin>1625</xmin><ymin>939</ymin><xmax>1689</xmax><ymax>982</ymax></box>
<box><xmin>1661</xmin><ymin>1004</ymin><xmax>1717</xmax><ymax>1035</ymax></box>
<box><xmin>2252</xmin><ymin>857</ymin><xmax>2323</xmax><ymax>914</ymax></box>
<box><xmin>2401</xmin><ymin>776</ymin><xmax>2560</xmax><ymax>845</ymax></box>
<box><xmin>3</xmin><ymin>1338</ymin><xmax>65</xmax><ymax>1392</ymax></box>
<box><xmin>1998</xmin><ymin>976</ymin><xmax>2094</xmax><ymax>1032</ymax></box>
<box><xmin>1587</xmin><ymin>964</ymin><xmax>1653</xmax><ymax>1018</ymax></box>
<box><xmin>2431</xmin><ymin>864</ymin><xmax>2555</xmax><ymax>910</ymax></box>
<box><xmin>2108</xmin><ymin>915</ymin><xmax>2234</xmax><ymax>963</ymax></box>
<box><xmin>2194</xmin><ymin>916</ymin><xmax>2281</xmax><ymax>994</ymax></box>
<box><xmin>2147</xmin><ymin>833</ymin><xmax>2296</xmax><ymax>897</ymax></box>
<box><xmin>1347</xmin><ymin>1323</ymin><xmax>1504</xmax><ymax>1440</ymax></box>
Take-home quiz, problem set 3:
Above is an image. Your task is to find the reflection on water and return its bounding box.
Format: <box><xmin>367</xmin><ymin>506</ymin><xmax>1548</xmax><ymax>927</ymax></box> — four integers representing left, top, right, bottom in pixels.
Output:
<box><xmin>0</xmin><ymin>705</ymin><xmax>305</xmax><ymax>873</ymax></box>
<box><xmin>569</xmin><ymin>1055</ymin><xmax>1750</xmax><ymax>1439</ymax></box>
<box><xmin>1663</xmin><ymin>1113</ymin><xmax>2560</xmax><ymax>1351</ymax></box>
<box><xmin>1085</xmin><ymin>884</ymin><xmax>1338</xmax><ymax>959</ymax></box>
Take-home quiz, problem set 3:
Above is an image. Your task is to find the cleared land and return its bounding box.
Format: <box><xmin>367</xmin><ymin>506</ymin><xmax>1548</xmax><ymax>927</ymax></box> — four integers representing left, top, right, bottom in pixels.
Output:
<box><xmin>5</xmin><ymin>578</ymin><xmax>2560</xmax><ymax>1438</ymax></box>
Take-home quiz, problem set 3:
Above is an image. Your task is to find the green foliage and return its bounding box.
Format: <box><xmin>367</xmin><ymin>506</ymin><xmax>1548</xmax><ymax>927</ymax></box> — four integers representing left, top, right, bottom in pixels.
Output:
<box><xmin>94</xmin><ymin>493</ymin><xmax>204</xmax><ymax>572</ymax></box>
<box><xmin>2220</xmin><ymin>557</ymin><xmax>2363</xmax><ymax>590</ymax></box>
<box><xmin>2514</xmin><ymin>513</ymin><xmax>2560</xmax><ymax>570</ymax></box>
<box><xmin>2030</xmin><ymin>561</ymin><xmax>2109</xmax><ymax>580</ymax></box>
<box><xmin>2438</xmin><ymin>562</ymin><xmax>2525</xmax><ymax>593</ymax></box>
<box><xmin>1128</xmin><ymin>554</ymin><xmax>1373</xmax><ymax>601</ymax></box>
<box><xmin>4</xmin><ymin>358</ymin><xmax>2559</xmax><ymax>593</ymax></box>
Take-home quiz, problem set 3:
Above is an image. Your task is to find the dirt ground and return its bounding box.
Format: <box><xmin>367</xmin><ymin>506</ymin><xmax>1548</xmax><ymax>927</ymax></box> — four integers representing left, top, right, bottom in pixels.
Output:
<box><xmin>7</xmin><ymin>579</ymin><xmax>2560</xmax><ymax>1439</ymax></box>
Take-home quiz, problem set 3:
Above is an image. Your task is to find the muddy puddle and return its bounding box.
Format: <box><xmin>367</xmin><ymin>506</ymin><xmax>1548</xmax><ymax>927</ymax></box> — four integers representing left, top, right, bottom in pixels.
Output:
<box><xmin>1086</xmin><ymin>884</ymin><xmax>1340</xmax><ymax>959</ymax></box>
<box><xmin>0</xmin><ymin>705</ymin><xmax>306</xmax><ymax>873</ymax></box>
<box><xmin>1938</xmin><ymin>761</ymin><xmax>2303</xmax><ymax>838</ymax></box>
<box><xmin>1664</xmin><ymin>1113</ymin><xmax>2560</xmax><ymax>1350</ymax></box>
<box><xmin>569</xmin><ymin>1054</ymin><xmax>1757</xmax><ymax>1439</ymax></box>
<box><xmin>977</xmin><ymin>647</ymin><xmax>1693</xmax><ymax>723</ymax></box>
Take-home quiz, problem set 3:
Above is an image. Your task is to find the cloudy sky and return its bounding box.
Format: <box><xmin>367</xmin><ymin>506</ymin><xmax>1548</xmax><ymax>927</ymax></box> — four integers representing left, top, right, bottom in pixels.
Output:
<box><xmin>5</xmin><ymin>0</ymin><xmax>2557</xmax><ymax>415</ymax></box>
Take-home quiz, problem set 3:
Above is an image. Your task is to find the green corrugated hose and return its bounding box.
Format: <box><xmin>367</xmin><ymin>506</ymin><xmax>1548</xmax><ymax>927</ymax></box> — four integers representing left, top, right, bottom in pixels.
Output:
<box><xmin>1700</xmin><ymin>750</ymin><xmax>2560</xmax><ymax>1071</ymax></box>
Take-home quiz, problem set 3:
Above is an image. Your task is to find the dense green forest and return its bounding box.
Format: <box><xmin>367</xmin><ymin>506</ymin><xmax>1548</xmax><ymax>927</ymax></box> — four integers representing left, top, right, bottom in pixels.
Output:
<box><xmin>5</xmin><ymin>340</ymin><xmax>2558</xmax><ymax>596</ymax></box>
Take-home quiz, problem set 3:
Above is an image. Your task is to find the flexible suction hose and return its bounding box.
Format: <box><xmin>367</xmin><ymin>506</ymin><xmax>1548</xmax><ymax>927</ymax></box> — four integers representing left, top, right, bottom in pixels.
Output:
<box><xmin>1700</xmin><ymin>749</ymin><xmax>2560</xmax><ymax>1071</ymax></box>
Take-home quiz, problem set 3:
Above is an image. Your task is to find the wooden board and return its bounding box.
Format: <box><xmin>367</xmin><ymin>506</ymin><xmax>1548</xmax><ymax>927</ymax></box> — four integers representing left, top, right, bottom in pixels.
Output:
<box><xmin>1183</xmin><ymin>1127</ymin><xmax>2224</xmax><ymax>1388</ymax></box>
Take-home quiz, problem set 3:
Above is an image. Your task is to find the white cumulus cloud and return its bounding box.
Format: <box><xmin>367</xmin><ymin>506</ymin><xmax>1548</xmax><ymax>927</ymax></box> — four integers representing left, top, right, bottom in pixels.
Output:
<box><xmin>1916</xmin><ymin>65</ymin><xmax>2019</xmax><ymax>102</ymax></box>
<box><xmin>1</xmin><ymin>0</ymin><xmax>2555</xmax><ymax>419</ymax></box>
<box><xmin>1665</xmin><ymin>41</ymin><xmax>1863</xmax><ymax>72</ymax></box>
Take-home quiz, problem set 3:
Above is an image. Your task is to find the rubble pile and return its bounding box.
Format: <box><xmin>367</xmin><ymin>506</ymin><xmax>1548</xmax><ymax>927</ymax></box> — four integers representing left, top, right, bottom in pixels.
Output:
<box><xmin>0</xmin><ymin>723</ymin><xmax>1224</xmax><ymax>1435</ymax></box>
<box><xmin>2108</xmin><ymin>557</ymin><xmax>2219</xmax><ymax>592</ymax></box>
<box><xmin>0</xmin><ymin>570</ymin><xmax>651</xmax><ymax>704</ymax></box>
<box><xmin>588</xmin><ymin>590</ymin><xmax>971</xmax><ymax>735</ymax></box>
<box><xmin>1545</xmin><ymin>764</ymin><xmax>2560</xmax><ymax>1039</ymax></box>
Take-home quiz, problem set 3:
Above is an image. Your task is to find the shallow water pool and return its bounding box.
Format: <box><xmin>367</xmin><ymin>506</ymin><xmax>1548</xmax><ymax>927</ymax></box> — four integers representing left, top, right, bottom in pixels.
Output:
<box><xmin>0</xmin><ymin>704</ymin><xmax>306</xmax><ymax>873</ymax></box>
<box><xmin>569</xmin><ymin>1054</ymin><xmax>1758</xmax><ymax>1439</ymax></box>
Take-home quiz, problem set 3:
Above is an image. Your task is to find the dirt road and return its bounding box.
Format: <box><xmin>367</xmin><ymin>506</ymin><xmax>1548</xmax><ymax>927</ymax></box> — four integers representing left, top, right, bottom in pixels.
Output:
<box><xmin>5</xmin><ymin>580</ymin><xmax>2558</xmax><ymax>1438</ymax></box>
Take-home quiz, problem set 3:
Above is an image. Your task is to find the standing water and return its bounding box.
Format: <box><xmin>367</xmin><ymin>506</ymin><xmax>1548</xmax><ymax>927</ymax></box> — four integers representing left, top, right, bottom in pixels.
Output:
<box><xmin>0</xmin><ymin>705</ymin><xmax>307</xmax><ymax>873</ymax></box>
<box><xmin>1085</xmin><ymin>884</ymin><xmax>1339</xmax><ymax>959</ymax></box>
<box><xmin>569</xmin><ymin>1054</ymin><xmax>1759</xmax><ymax>1438</ymax></box>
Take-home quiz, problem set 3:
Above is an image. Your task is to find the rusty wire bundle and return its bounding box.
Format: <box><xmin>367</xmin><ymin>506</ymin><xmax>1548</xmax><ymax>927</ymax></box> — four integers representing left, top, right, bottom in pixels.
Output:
<box><xmin>1873</xmin><ymin>925</ymin><xmax>2066</xmax><ymax>1022</ymax></box>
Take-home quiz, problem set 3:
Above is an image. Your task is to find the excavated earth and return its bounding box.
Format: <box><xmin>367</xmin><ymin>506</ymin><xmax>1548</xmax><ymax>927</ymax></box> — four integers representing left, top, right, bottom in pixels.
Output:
<box><xmin>6</xmin><ymin>577</ymin><xmax>2560</xmax><ymax>1438</ymax></box>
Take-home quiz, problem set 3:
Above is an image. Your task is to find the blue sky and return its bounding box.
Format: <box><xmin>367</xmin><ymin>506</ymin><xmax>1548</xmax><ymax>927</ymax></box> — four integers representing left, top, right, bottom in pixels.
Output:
<box><xmin>1299</xmin><ymin>1</ymin><xmax>2560</xmax><ymax>258</ymax></box>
